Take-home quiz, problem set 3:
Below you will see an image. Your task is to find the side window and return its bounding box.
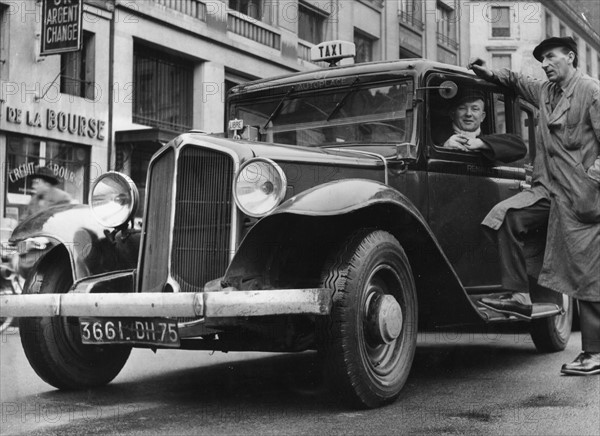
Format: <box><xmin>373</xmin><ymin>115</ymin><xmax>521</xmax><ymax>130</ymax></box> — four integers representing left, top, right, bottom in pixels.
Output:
<box><xmin>517</xmin><ymin>102</ymin><xmax>536</xmax><ymax>164</ymax></box>
<box><xmin>430</xmin><ymin>85</ymin><xmax>492</xmax><ymax>150</ymax></box>
<box><xmin>492</xmin><ymin>93</ymin><xmax>507</xmax><ymax>134</ymax></box>
<box><xmin>493</xmin><ymin>93</ymin><xmax>533</xmax><ymax>168</ymax></box>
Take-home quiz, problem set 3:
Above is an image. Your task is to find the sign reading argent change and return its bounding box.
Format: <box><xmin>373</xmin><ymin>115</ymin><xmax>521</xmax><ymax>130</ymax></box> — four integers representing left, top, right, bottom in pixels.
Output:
<box><xmin>40</xmin><ymin>0</ymin><xmax>83</xmax><ymax>56</ymax></box>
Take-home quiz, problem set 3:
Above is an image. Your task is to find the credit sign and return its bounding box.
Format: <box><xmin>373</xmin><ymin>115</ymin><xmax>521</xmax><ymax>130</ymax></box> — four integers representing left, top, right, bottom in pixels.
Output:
<box><xmin>40</xmin><ymin>0</ymin><xmax>83</xmax><ymax>56</ymax></box>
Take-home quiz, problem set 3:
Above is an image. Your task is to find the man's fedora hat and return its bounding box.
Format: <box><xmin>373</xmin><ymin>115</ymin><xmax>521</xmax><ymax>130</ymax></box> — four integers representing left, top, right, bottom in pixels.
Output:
<box><xmin>533</xmin><ymin>36</ymin><xmax>578</xmax><ymax>62</ymax></box>
<box><xmin>30</xmin><ymin>167</ymin><xmax>59</xmax><ymax>185</ymax></box>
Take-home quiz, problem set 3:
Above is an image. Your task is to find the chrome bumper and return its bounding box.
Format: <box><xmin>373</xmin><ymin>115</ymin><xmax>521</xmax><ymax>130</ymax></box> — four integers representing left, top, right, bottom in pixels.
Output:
<box><xmin>0</xmin><ymin>271</ymin><xmax>333</xmax><ymax>318</ymax></box>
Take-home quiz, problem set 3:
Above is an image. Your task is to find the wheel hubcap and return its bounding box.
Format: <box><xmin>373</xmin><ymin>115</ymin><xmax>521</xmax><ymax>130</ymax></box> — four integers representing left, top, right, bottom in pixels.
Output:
<box><xmin>367</xmin><ymin>293</ymin><xmax>403</xmax><ymax>344</ymax></box>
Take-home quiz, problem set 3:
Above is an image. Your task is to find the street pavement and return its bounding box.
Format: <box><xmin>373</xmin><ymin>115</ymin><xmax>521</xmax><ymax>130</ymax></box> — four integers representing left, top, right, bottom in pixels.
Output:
<box><xmin>1</xmin><ymin>325</ymin><xmax>599</xmax><ymax>435</ymax></box>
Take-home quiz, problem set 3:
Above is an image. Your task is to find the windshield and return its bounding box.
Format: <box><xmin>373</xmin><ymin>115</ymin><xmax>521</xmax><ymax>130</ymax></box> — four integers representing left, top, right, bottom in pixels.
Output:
<box><xmin>232</xmin><ymin>80</ymin><xmax>414</xmax><ymax>147</ymax></box>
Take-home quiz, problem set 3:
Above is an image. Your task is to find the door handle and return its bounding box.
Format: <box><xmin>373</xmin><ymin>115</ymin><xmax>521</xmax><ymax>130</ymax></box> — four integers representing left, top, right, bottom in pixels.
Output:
<box><xmin>510</xmin><ymin>180</ymin><xmax>532</xmax><ymax>191</ymax></box>
<box><xmin>519</xmin><ymin>181</ymin><xmax>531</xmax><ymax>191</ymax></box>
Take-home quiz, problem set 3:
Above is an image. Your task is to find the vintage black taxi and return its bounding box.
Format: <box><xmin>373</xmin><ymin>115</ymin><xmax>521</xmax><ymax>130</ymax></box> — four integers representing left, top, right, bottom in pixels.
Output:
<box><xmin>1</xmin><ymin>41</ymin><xmax>572</xmax><ymax>408</ymax></box>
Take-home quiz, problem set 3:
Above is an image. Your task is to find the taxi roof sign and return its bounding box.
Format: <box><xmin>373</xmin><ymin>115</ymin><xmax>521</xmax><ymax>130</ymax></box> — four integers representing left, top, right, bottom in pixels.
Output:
<box><xmin>311</xmin><ymin>41</ymin><xmax>356</xmax><ymax>66</ymax></box>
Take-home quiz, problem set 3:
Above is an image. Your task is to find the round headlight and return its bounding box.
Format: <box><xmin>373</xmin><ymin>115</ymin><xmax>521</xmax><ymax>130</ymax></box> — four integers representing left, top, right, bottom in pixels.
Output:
<box><xmin>89</xmin><ymin>172</ymin><xmax>139</xmax><ymax>228</ymax></box>
<box><xmin>233</xmin><ymin>158</ymin><xmax>287</xmax><ymax>217</ymax></box>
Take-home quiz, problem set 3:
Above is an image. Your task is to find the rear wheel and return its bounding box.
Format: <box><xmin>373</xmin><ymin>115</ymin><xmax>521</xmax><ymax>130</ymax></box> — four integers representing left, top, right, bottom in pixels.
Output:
<box><xmin>530</xmin><ymin>294</ymin><xmax>573</xmax><ymax>352</ymax></box>
<box><xmin>20</xmin><ymin>249</ymin><xmax>131</xmax><ymax>390</ymax></box>
<box><xmin>318</xmin><ymin>230</ymin><xmax>417</xmax><ymax>408</ymax></box>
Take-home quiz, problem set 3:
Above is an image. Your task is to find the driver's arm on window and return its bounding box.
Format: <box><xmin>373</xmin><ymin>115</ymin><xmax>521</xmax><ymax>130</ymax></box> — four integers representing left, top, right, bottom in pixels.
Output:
<box><xmin>475</xmin><ymin>134</ymin><xmax>527</xmax><ymax>163</ymax></box>
<box><xmin>444</xmin><ymin>135</ymin><xmax>490</xmax><ymax>152</ymax></box>
<box><xmin>444</xmin><ymin>134</ymin><xmax>526</xmax><ymax>164</ymax></box>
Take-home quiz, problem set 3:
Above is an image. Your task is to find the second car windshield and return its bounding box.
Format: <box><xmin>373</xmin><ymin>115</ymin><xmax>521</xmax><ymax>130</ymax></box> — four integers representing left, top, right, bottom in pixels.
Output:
<box><xmin>233</xmin><ymin>80</ymin><xmax>413</xmax><ymax>147</ymax></box>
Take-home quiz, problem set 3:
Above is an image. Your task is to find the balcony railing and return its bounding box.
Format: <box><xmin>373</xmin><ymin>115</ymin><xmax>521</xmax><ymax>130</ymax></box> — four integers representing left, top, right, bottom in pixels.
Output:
<box><xmin>298</xmin><ymin>41</ymin><xmax>312</xmax><ymax>62</ymax></box>
<box><xmin>436</xmin><ymin>32</ymin><xmax>458</xmax><ymax>51</ymax></box>
<box><xmin>297</xmin><ymin>41</ymin><xmax>328</xmax><ymax>67</ymax></box>
<box><xmin>398</xmin><ymin>10</ymin><xmax>424</xmax><ymax>31</ymax></box>
<box><xmin>153</xmin><ymin>0</ymin><xmax>207</xmax><ymax>21</ymax></box>
<box><xmin>227</xmin><ymin>12</ymin><xmax>281</xmax><ymax>50</ymax></box>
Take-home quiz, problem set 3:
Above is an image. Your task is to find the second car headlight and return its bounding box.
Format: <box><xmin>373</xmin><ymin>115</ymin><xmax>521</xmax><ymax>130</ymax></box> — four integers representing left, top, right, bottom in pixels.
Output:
<box><xmin>89</xmin><ymin>172</ymin><xmax>139</xmax><ymax>228</ymax></box>
<box><xmin>233</xmin><ymin>158</ymin><xmax>287</xmax><ymax>217</ymax></box>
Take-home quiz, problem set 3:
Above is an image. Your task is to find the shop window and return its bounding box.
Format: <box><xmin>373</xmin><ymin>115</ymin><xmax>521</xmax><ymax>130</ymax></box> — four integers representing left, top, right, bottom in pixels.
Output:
<box><xmin>492</xmin><ymin>54</ymin><xmax>511</xmax><ymax>70</ymax></box>
<box><xmin>298</xmin><ymin>2</ymin><xmax>327</xmax><ymax>44</ymax></box>
<box><xmin>133</xmin><ymin>45</ymin><xmax>194</xmax><ymax>132</ymax></box>
<box><xmin>5</xmin><ymin>135</ymin><xmax>90</xmax><ymax>223</ymax></box>
<box><xmin>229</xmin><ymin>0</ymin><xmax>262</xmax><ymax>20</ymax></box>
<box><xmin>492</xmin><ymin>6</ymin><xmax>511</xmax><ymax>38</ymax></box>
<box><xmin>354</xmin><ymin>29</ymin><xmax>375</xmax><ymax>63</ymax></box>
<box><xmin>60</xmin><ymin>32</ymin><xmax>95</xmax><ymax>100</ymax></box>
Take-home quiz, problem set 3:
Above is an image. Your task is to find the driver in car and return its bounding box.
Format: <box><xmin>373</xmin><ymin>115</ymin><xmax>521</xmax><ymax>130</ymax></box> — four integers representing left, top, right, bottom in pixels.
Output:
<box><xmin>435</xmin><ymin>89</ymin><xmax>527</xmax><ymax>163</ymax></box>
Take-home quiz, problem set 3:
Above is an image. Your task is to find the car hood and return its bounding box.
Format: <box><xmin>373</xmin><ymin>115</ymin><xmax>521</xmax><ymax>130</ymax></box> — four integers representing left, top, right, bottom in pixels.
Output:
<box><xmin>175</xmin><ymin>133</ymin><xmax>406</xmax><ymax>167</ymax></box>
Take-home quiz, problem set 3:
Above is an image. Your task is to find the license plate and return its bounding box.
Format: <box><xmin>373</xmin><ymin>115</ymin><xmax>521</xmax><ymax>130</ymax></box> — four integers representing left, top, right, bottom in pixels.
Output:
<box><xmin>79</xmin><ymin>317</ymin><xmax>180</xmax><ymax>348</ymax></box>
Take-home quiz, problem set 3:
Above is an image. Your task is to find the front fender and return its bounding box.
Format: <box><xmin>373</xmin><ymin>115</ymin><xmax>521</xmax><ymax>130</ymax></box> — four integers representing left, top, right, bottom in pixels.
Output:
<box><xmin>225</xmin><ymin>179</ymin><xmax>483</xmax><ymax>328</ymax></box>
<box><xmin>10</xmin><ymin>204</ymin><xmax>140</xmax><ymax>281</ymax></box>
<box><xmin>274</xmin><ymin>178</ymin><xmax>423</xmax><ymax>217</ymax></box>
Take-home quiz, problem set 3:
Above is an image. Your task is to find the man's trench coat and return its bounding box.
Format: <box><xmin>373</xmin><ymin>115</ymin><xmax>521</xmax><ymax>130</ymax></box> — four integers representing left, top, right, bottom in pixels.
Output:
<box><xmin>482</xmin><ymin>69</ymin><xmax>600</xmax><ymax>302</ymax></box>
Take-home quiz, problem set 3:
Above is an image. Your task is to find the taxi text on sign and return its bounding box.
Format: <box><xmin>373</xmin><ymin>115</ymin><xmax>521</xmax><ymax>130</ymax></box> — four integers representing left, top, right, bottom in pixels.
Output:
<box><xmin>310</xmin><ymin>41</ymin><xmax>356</xmax><ymax>63</ymax></box>
<box><xmin>40</xmin><ymin>0</ymin><xmax>83</xmax><ymax>56</ymax></box>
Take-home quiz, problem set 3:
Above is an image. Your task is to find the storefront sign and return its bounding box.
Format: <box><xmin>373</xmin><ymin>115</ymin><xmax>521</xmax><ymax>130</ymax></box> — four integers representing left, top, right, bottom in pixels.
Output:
<box><xmin>40</xmin><ymin>0</ymin><xmax>83</xmax><ymax>56</ymax></box>
<box><xmin>8</xmin><ymin>162</ymin><xmax>37</xmax><ymax>183</ymax></box>
<box><xmin>8</xmin><ymin>162</ymin><xmax>77</xmax><ymax>184</ymax></box>
<box><xmin>5</xmin><ymin>106</ymin><xmax>105</xmax><ymax>140</ymax></box>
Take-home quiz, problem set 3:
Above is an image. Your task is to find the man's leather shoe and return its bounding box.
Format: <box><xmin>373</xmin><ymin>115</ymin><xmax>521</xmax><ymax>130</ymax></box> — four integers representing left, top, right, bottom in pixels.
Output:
<box><xmin>561</xmin><ymin>352</ymin><xmax>600</xmax><ymax>376</ymax></box>
<box><xmin>479</xmin><ymin>295</ymin><xmax>532</xmax><ymax>319</ymax></box>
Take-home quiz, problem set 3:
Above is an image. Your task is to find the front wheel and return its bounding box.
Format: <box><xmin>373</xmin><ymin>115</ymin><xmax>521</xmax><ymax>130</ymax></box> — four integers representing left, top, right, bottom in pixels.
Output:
<box><xmin>19</xmin><ymin>249</ymin><xmax>131</xmax><ymax>390</ymax></box>
<box><xmin>318</xmin><ymin>230</ymin><xmax>418</xmax><ymax>408</ymax></box>
<box><xmin>530</xmin><ymin>294</ymin><xmax>573</xmax><ymax>352</ymax></box>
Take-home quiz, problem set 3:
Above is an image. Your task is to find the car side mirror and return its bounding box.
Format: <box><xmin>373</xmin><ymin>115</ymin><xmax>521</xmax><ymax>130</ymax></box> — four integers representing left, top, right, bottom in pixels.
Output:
<box><xmin>438</xmin><ymin>81</ymin><xmax>458</xmax><ymax>99</ymax></box>
<box><xmin>415</xmin><ymin>81</ymin><xmax>458</xmax><ymax>99</ymax></box>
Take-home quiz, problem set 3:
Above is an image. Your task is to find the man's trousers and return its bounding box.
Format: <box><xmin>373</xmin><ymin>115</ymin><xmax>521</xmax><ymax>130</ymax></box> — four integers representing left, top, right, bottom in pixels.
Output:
<box><xmin>496</xmin><ymin>199</ymin><xmax>600</xmax><ymax>353</ymax></box>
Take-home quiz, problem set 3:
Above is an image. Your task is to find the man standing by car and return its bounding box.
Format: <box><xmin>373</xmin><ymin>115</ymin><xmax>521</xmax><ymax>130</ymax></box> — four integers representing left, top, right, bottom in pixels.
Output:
<box><xmin>471</xmin><ymin>36</ymin><xmax>600</xmax><ymax>376</ymax></box>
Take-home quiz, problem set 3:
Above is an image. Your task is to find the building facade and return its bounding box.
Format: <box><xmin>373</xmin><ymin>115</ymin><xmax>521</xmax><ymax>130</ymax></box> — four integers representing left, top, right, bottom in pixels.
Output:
<box><xmin>1</xmin><ymin>0</ymin><xmax>112</xmax><ymax>226</ymax></box>
<box><xmin>1</xmin><ymin>0</ymin><xmax>472</xmax><ymax>228</ymax></box>
<box><xmin>469</xmin><ymin>0</ymin><xmax>600</xmax><ymax>80</ymax></box>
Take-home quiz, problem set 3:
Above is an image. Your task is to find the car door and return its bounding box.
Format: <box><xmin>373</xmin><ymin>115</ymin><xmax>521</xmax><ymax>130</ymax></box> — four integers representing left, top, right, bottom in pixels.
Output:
<box><xmin>426</xmin><ymin>81</ymin><xmax>534</xmax><ymax>291</ymax></box>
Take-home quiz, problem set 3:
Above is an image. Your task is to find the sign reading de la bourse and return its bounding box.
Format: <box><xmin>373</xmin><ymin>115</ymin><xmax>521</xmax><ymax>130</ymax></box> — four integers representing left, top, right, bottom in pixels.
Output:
<box><xmin>40</xmin><ymin>0</ymin><xmax>83</xmax><ymax>56</ymax></box>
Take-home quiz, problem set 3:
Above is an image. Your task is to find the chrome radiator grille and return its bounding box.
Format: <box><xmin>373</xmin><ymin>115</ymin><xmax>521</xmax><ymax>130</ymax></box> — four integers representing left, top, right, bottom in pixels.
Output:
<box><xmin>139</xmin><ymin>146</ymin><xmax>234</xmax><ymax>294</ymax></box>
<box><xmin>139</xmin><ymin>148</ymin><xmax>175</xmax><ymax>293</ymax></box>
<box><xmin>172</xmin><ymin>147</ymin><xmax>234</xmax><ymax>293</ymax></box>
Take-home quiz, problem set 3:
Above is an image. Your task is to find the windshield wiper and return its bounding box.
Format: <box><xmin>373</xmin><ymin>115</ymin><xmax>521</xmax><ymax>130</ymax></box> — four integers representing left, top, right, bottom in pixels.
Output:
<box><xmin>326</xmin><ymin>77</ymin><xmax>360</xmax><ymax>122</ymax></box>
<box><xmin>262</xmin><ymin>86</ymin><xmax>295</xmax><ymax>130</ymax></box>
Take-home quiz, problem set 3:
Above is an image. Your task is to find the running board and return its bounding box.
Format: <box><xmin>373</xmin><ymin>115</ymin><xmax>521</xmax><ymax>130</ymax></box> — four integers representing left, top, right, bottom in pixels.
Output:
<box><xmin>477</xmin><ymin>302</ymin><xmax>563</xmax><ymax>322</ymax></box>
